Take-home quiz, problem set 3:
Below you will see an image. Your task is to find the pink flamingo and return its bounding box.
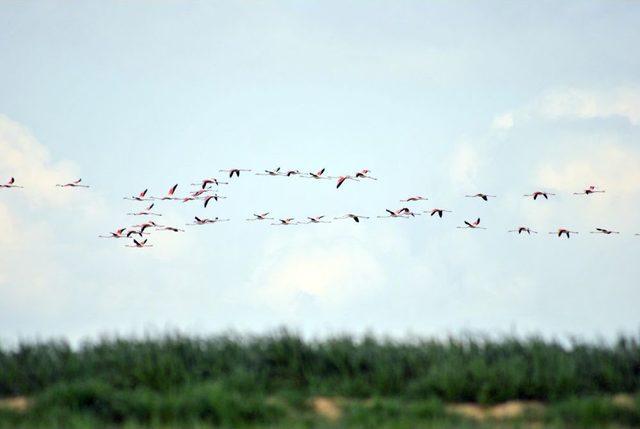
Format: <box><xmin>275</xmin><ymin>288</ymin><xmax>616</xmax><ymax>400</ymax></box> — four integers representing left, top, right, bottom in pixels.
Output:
<box><xmin>191</xmin><ymin>178</ymin><xmax>229</xmax><ymax>189</ymax></box>
<box><xmin>189</xmin><ymin>216</ymin><xmax>229</xmax><ymax>225</ymax></box>
<box><xmin>124</xmin><ymin>189</ymin><xmax>149</xmax><ymax>201</ymax></box>
<box><xmin>334</xmin><ymin>214</ymin><xmax>369</xmax><ymax>223</ymax></box>
<box><xmin>256</xmin><ymin>168</ymin><xmax>282</xmax><ymax>176</ymax></box>
<box><xmin>99</xmin><ymin>227</ymin><xmax>128</xmax><ymax>239</ymax></box>
<box><xmin>127</xmin><ymin>203</ymin><xmax>161</xmax><ymax>216</ymax></box>
<box><xmin>426</xmin><ymin>208</ymin><xmax>452</xmax><ymax>218</ymax></box>
<box><xmin>458</xmin><ymin>218</ymin><xmax>486</xmax><ymax>229</ymax></box>
<box><xmin>56</xmin><ymin>178</ymin><xmax>89</xmax><ymax>188</ymax></box>
<box><xmin>246</xmin><ymin>213</ymin><xmax>273</xmax><ymax>221</ymax></box>
<box><xmin>574</xmin><ymin>185</ymin><xmax>605</xmax><ymax>196</ymax></box>
<box><xmin>465</xmin><ymin>193</ymin><xmax>496</xmax><ymax>201</ymax></box>
<box><xmin>155</xmin><ymin>226</ymin><xmax>185</xmax><ymax>233</ymax></box>
<box><xmin>304</xmin><ymin>215</ymin><xmax>331</xmax><ymax>224</ymax></box>
<box><xmin>304</xmin><ymin>168</ymin><xmax>334</xmax><ymax>180</ymax></box>
<box><xmin>271</xmin><ymin>218</ymin><xmax>297</xmax><ymax>226</ymax></box>
<box><xmin>355</xmin><ymin>169</ymin><xmax>377</xmax><ymax>180</ymax></box>
<box><xmin>154</xmin><ymin>184</ymin><xmax>180</xmax><ymax>200</ymax></box>
<box><xmin>524</xmin><ymin>191</ymin><xmax>556</xmax><ymax>200</ymax></box>
<box><xmin>336</xmin><ymin>175</ymin><xmax>359</xmax><ymax>189</ymax></box>
<box><xmin>126</xmin><ymin>238</ymin><xmax>153</xmax><ymax>248</ymax></box>
<box><xmin>0</xmin><ymin>177</ymin><xmax>22</xmax><ymax>188</ymax></box>
<box><xmin>549</xmin><ymin>228</ymin><xmax>578</xmax><ymax>238</ymax></box>
<box><xmin>220</xmin><ymin>168</ymin><xmax>252</xmax><ymax>178</ymax></box>
<box><xmin>401</xmin><ymin>196</ymin><xmax>428</xmax><ymax>202</ymax></box>
<box><xmin>590</xmin><ymin>228</ymin><xmax>619</xmax><ymax>235</ymax></box>
<box><xmin>204</xmin><ymin>194</ymin><xmax>227</xmax><ymax>208</ymax></box>
<box><xmin>508</xmin><ymin>227</ymin><xmax>538</xmax><ymax>235</ymax></box>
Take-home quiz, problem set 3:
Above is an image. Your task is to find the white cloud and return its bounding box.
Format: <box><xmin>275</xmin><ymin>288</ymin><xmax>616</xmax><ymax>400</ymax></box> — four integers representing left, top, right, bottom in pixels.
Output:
<box><xmin>493</xmin><ymin>87</ymin><xmax>640</xmax><ymax>129</ymax></box>
<box><xmin>249</xmin><ymin>225</ymin><xmax>387</xmax><ymax>317</ymax></box>
<box><xmin>450</xmin><ymin>143</ymin><xmax>480</xmax><ymax>188</ymax></box>
<box><xmin>491</xmin><ymin>112</ymin><xmax>514</xmax><ymax>130</ymax></box>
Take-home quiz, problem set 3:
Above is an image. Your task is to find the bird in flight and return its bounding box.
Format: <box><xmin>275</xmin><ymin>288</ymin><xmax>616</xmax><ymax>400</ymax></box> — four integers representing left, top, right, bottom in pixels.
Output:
<box><xmin>508</xmin><ymin>226</ymin><xmax>538</xmax><ymax>234</ymax></box>
<box><xmin>256</xmin><ymin>168</ymin><xmax>282</xmax><ymax>177</ymax></box>
<box><xmin>126</xmin><ymin>238</ymin><xmax>153</xmax><ymax>248</ymax></box>
<box><xmin>426</xmin><ymin>208</ymin><xmax>452</xmax><ymax>218</ymax></box>
<box><xmin>220</xmin><ymin>168</ymin><xmax>252</xmax><ymax>178</ymax></box>
<box><xmin>204</xmin><ymin>194</ymin><xmax>226</xmax><ymax>208</ymax></box>
<box><xmin>336</xmin><ymin>175</ymin><xmax>359</xmax><ymax>189</ymax></box>
<box><xmin>355</xmin><ymin>169</ymin><xmax>377</xmax><ymax>180</ymax></box>
<box><xmin>0</xmin><ymin>177</ymin><xmax>22</xmax><ymax>188</ymax></box>
<box><xmin>458</xmin><ymin>218</ymin><xmax>486</xmax><ymax>229</ymax></box>
<box><xmin>127</xmin><ymin>203</ymin><xmax>161</xmax><ymax>216</ymax></box>
<box><xmin>524</xmin><ymin>191</ymin><xmax>556</xmax><ymax>200</ymax></box>
<box><xmin>401</xmin><ymin>196</ymin><xmax>428</xmax><ymax>202</ymax></box>
<box><xmin>191</xmin><ymin>178</ymin><xmax>229</xmax><ymax>189</ymax></box>
<box><xmin>246</xmin><ymin>213</ymin><xmax>273</xmax><ymax>221</ymax></box>
<box><xmin>124</xmin><ymin>189</ymin><xmax>149</xmax><ymax>201</ymax></box>
<box><xmin>272</xmin><ymin>218</ymin><xmax>297</xmax><ymax>226</ymax></box>
<box><xmin>334</xmin><ymin>214</ymin><xmax>369</xmax><ymax>223</ymax></box>
<box><xmin>56</xmin><ymin>178</ymin><xmax>89</xmax><ymax>188</ymax></box>
<box><xmin>304</xmin><ymin>168</ymin><xmax>333</xmax><ymax>180</ymax></box>
<box><xmin>304</xmin><ymin>216</ymin><xmax>331</xmax><ymax>224</ymax></box>
<box><xmin>590</xmin><ymin>228</ymin><xmax>620</xmax><ymax>235</ymax></box>
<box><xmin>155</xmin><ymin>226</ymin><xmax>185</xmax><ymax>233</ymax></box>
<box><xmin>574</xmin><ymin>185</ymin><xmax>605</xmax><ymax>196</ymax></box>
<box><xmin>465</xmin><ymin>193</ymin><xmax>496</xmax><ymax>201</ymax></box>
<box><xmin>153</xmin><ymin>184</ymin><xmax>180</xmax><ymax>200</ymax></box>
<box><xmin>189</xmin><ymin>216</ymin><xmax>230</xmax><ymax>225</ymax></box>
<box><xmin>550</xmin><ymin>228</ymin><xmax>578</xmax><ymax>238</ymax></box>
<box><xmin>99</xmin><ymin>227</ymin><xmax>128</xmax><ymax>239</ymax></box>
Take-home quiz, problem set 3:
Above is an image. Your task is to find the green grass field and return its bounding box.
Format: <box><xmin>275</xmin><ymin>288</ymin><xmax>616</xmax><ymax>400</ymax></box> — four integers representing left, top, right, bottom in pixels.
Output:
<box><xmin>1</xmin><ymin>331</ymin><xmax>639</xmax><ymax>428</ymax></box>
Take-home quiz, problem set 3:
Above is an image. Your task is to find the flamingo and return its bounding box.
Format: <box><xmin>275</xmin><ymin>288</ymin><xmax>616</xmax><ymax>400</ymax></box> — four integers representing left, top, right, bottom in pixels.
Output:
<box><xmin>426</xmin><ymin>208</ymin><xmax>452</xmax><ymax>218</ymax></box>
<box><xmin>336</xmin><ymin>175</ymin><xmax>359</xmax><ymax>189</ymax></box>
<box><xmin>219</xmin><ymin>168</ymin><xmax>251</xmax><ymax>178</ymax></box>
<box><xmin>465</xmin><ymin>193</ymin><xmax>496</xmax><ymax>201</ymax></box>
<box><xmin>524</xmin><ymin>191</ymin><xmax>556</xmax><ymax>200</ymax></box>
<box><xmin>124</xmin><ymin>189</ymin><xmax>149</xmax><ymax>201</ymax></box>
<box><xmin>256</xmin><ymin>168</ymin><xmax>282</xmax><ymax>176</ymax></box>
<box><xmin>355</xmin><ymin>169</ymin><xmax>377</xmax><ymax>180</ymax></box>
<box><xmin>0</xmin><ymin>177</ymin><xmax>22</xmax><ymax>188</ymax></box>
<box><xmin>549</xmin><ymin>228</ymin><xmax>578</xmax><ymax>238</ymax></box>
<box><xmin>132</xmin><ymin>221</ymin><xmax>162</xmax><ymax>233</ymax></box>
<box><xmin>189</xmin><ymin>216</ymin><xmax>229</xmax><ymax>225</ymax></box>
<box><xmin>284</xmin><ymin>170</ymin><xmax>301</xmax><ymax>177</ymax></box>
<box><xmin>304</xmin><ymin>215</ymin><xmax>330</xmax><ymax>224</ymax></box>
<box><xmin>156</xmin><ymin>226</ymin><xmax>185</xmax><ymax>232</ymax></box>
<box><xmin>56</xmin><ymin>178</ymin><xmax>89</xmax><ymax>188</ymax></box>
<box><xmin>508</xmin><ymin>227</ymin><xmax>538</xmax><ymax>235</ymax></box>
<box><xmin>304</xmin><ymin>168</ymin><xmax>333</xmax><ymax>180</ymax></box>
<box><xmin>126</xmin><ymin>238</ymin><xmax>153</xmax><ymax>248</ymax></box>
<box><xmin>401</xmin><ymin>196</ymin><xmax>428</xmax><ymax>202</ymax></box>
<box><xmin>590</xmin><ymin>228</ymin><xmax>620</xmax><ymax>235</ymax></box>
<box><xmin>574</xmin><ymin>185</ymin><xmax>605</xmax><ymax>196</ymax></box>
<box><xmin>99</xmin><ymin>227</ymin><xmax>128</xmax><ymax>239</ymax></box>
<box><xmin>191</xmin><ymin>178</ymin><xmax>229</xmax><ymax>189</ymax></box>
<box><xmin>190</xmin><ymin>189</ymin><xmax>210</xmax><ymax>198</ymax></box>
<box><xmin>271</xmin><ymin>218</ymin><xmax>297</xmax><ymax>226</ymax></box>
<box><xmin>246</xmin><ymin>212</ymin><xmax>273</xmax><ymax>221</ymax></box>
<box><xmin>457</xmin><ymin>218</ymin><xmax>486</xmax><ymax>229</ymax></box>
<box><xmin>334</xmin><ymin>214</ymin><xmax>369</xmax><ymax>223</ymax></box>
<box><xmin>127</xmin><ymin>203</ymin><xmax>161</xmax><ymax>216</ymax></box>
<box><xmin>378</xmin><ymin>209</ymin><xmax>410</xmax><ymax>219</ymax></box>
<box><xmin>204</xmin><ymin>194</ymin><xmax>226</xmax><ymax>208</ymax></box>
<box><xmin>154</xmin><ymin>184</ymin><xmax>180</xmax><ymax>200</ymax></box>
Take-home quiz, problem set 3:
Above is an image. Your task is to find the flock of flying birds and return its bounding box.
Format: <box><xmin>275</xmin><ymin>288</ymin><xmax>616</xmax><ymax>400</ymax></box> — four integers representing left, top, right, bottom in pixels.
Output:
<box><xmin>2</xmin><ymin>169</ymin><xmax>637</xmax><ymax>249</ymax></box>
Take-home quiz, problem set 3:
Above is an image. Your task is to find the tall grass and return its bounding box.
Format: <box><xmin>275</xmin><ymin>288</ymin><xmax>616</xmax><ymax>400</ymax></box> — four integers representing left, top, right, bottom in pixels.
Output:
<box><xmin>1</xmin><ymin>330</ymin><xmax>639</xmax><ymax>404</ymax></box>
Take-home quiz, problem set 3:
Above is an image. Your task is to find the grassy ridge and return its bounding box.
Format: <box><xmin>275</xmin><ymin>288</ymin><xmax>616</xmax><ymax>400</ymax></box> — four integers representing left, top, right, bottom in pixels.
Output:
<box><xmin>2</xmin><ymin>331</ymin><xmax>639</xmax><ymax>403</ymax></box>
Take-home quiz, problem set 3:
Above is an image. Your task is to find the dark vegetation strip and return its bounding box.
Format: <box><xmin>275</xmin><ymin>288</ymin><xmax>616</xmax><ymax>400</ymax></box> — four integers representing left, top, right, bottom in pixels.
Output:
<box><xmin>1</xmin><ymin>331</ymin><xmax>639</xmax><ymax>404</ymax></box>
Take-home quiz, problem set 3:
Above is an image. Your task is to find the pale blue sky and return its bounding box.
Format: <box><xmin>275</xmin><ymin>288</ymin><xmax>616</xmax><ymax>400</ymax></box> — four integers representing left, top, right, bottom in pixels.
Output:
<box><xmin>1</xmin><ymin>1</ymin><xmax>639</xmax><ymax>343</ymax></box>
